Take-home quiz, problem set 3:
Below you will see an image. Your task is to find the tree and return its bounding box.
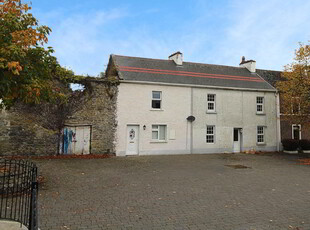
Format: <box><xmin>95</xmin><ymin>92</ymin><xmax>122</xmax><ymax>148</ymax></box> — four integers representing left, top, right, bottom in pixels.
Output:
<box><xmin>276</xmin><ymin>42</ymin><xmax>310</xmax><ymax>124</ymax></box>
<box><xmin>0</xmin><ymin>0</ymin><xmax>75</xmax><ymax>108</ymax></box>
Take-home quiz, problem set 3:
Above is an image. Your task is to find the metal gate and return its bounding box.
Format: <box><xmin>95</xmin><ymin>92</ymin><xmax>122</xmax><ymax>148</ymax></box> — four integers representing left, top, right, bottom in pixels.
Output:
<box><xmin>0</xmin><ymin>159</ymin><xmax>38</xmax><ymax>230</ymax></box>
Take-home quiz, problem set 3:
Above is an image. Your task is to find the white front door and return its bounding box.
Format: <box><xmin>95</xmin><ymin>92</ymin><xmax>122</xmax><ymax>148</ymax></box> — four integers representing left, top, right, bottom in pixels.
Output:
<box><xmin>233</xmin><ymin>128</ymin><xmax>241</xmax><ymax>153</ymax></box>
<box><xmin>126</xmin><ymin>125</ymin><xmax>139</xmax><ymax>155</ymax></box>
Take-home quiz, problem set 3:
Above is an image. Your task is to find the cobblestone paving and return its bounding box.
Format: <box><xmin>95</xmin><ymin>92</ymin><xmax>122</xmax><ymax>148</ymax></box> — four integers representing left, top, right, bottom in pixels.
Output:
<box><xmin>35</xmin><ymin>154</ymin><xmax>310</xmax><ymax>230</ymax></box>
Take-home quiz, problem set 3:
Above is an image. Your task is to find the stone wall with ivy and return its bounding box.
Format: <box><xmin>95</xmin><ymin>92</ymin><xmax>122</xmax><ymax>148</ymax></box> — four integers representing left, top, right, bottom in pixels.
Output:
<box><xmin>63</xmin><ymin>81</ymin><xmax>118</xmax><ymax>154</ymax></box>
<box><xmin>0</xmin><ymin>78</ymin><xmax>118</xmax><ymax>156</ymax></box>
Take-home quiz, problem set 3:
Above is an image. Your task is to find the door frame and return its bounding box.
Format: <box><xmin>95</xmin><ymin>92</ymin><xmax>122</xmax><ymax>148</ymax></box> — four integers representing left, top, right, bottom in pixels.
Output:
<box><xmin>126</xmin><ymin>124</ymin><xmax>140</xmax><ymax>156</ymax></box>
<box><xmin>233</xmin><ymin>128</ymin><xmax>243</xmax><ymax>153</ymax></box>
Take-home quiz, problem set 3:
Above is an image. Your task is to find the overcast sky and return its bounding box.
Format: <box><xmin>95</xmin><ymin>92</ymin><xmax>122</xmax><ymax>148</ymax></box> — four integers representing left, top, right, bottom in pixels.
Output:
<box><xmin>29</xmin><ymin>0</ymin><xmax>310</xmax><ymax>76</ymax></box>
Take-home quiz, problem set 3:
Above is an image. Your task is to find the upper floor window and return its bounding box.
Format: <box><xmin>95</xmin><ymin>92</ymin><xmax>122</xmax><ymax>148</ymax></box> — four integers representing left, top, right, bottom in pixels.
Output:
<box><xmin>206</xmin><ymin>125</ymin><xmax>215</xmax><ymax>143</ymax></box>
<box><xmin>152</xmin><ymin>125</ymin><xmax>166</xmax><ymax>141</ymax></box>
<box><xmin>152</xmin><ymin>91</ymin><xmax>162</xmax><ymax>109</ymax></box>
<box><xmin>291</xmin><ymin>97</ymin><xmax>301</xmax><ymax>114</ymax></box>
<box><xmin>256</xmin><ymin>96</ymin><xmax>264</xmax><ymax>114</ymax></box>
<box><xmin>207</xmin><ymin>94</ymin><xmax>216</xmax><ymax>113</ymax></box>
<box><xmin>257</xmin><ymin>126</ymin><xmax>265</xmax><ymax>144</ymax></box>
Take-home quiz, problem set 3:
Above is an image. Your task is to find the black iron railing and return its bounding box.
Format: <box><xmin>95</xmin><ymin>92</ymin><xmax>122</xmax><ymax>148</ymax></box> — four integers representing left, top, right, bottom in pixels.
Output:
<box><xmin>0</xmin><ymin>159</ymin><xmax>38</xmax><ymax>230</ymax></box>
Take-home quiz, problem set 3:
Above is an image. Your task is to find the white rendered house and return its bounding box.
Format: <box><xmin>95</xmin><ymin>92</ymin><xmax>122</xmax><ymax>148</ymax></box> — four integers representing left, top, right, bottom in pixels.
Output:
<box><xmin>106</xmin><ymin>52</ymin><xmax>281</xmax><ymax>156</ymax></box>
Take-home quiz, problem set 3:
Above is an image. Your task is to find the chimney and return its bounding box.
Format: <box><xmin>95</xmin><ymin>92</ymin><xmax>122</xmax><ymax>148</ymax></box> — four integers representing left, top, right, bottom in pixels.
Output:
<box><xmin>169</xmin><ymin>51</ymin><xmax>183</xmax><ymax>66</ymax></box>
<box><xmin>239</xmin><ymin>56</ymin><xmax>256</xmax><ymax>73</ymax></box>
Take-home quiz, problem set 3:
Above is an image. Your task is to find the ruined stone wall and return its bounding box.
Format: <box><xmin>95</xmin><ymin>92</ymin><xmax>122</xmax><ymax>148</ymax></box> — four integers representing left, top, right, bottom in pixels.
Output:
<box><xmin>64</xmin><ymin>82</ymin><xmax>118</xmax><ymax>154</ymax></box>
<box><xmin>0</xmin><ymin>103</ymin><xmax>60</xmax><ymax>156</ymax></box>
<box><xmin>0</xmin><ymin>79</ymin><xmax>118</xmax><ymax>156</ymax></box>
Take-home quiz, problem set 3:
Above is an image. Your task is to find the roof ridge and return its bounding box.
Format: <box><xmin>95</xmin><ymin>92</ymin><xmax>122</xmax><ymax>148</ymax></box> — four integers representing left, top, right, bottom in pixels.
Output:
<box><xmin>113</xmin><ymin>54</ymin><xmax>246</xmax><ymax>70</ymax></box>
<box><xmin>257</xmin><ymin>68</ymin><xmax>282</xmax><ymax>73</ymax></box>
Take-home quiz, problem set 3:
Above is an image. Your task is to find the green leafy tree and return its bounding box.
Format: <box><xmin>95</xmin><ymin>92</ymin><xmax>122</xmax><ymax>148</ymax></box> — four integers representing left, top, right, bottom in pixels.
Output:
<box><xmin>277</xmin><ymin>42</ymin><xmax>310</xmax><ymax>123</ymax></box>
<box><xmin>0</xmin><ymin>0</ymin><xmax>75</xmax><ymax>108</ymax></box>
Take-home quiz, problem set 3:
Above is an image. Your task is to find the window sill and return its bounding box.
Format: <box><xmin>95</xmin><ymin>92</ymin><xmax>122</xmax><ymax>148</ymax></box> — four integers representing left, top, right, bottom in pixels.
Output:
<box><xmin>150</xmin><ymin>109</ymin><xmax>164</xmax><ymax>111</ymax></box>
<box><xmin>206</xmin><ymin>142</ymin><xmax>215</xmax><ymax>144</ymax></box>
<box><xmin>256</xmin><ymin>112</ymin><xmax>266</xmax><ymax>115</ymax></box>
<box><xmin>150</xmin><ymin>140</ymin><xmax>167</xmax><ymax>143</ymax></box>
<box><xmin>256</xmin><ymin>142</ymin><xmax>266</xmax><ymax>146</ymax></box>
<box><xmin>206</xmin><ymin>111</ymin><xmax>217</xmax><ymax>114</ymax></box>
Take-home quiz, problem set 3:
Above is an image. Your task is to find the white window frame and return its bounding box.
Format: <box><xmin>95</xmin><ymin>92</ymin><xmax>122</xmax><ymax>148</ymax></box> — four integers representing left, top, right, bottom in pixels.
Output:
<box><xmin>206</xmin><ymin>125</ymin><xmax>215</xmax><ymax>143</ymax></box>
<box><xmin>207</xmin><ymin>94</ymin><xmax>216</xmax><ymax>113</ymax></box>
<box><xmin>256</xmin><ymin>96</ymin><xmax>264</xmax><ymax>114</ymax></box>
<box><xmin>291</xmin><ymin>97</ymin><xmax>301</xmax><ymax>114</ymax></box>
<box><xmin>151</xmin><ymin>125</ymin><xmax>167</xmax><ymax>142</ymax></box>
<box><xmin>292</xmin><ymin>124</ymin><xmax>301</xmax><ymax>140</ymax></box>
<box><xmin>151</xmin><ymin>91</ymin><xmax>162</xmax><ymax>109</ymax></box>
<box><xmin>257</xmin><ymin>126</ymin><xmax>265</xmax><ymax>144</ymax></box>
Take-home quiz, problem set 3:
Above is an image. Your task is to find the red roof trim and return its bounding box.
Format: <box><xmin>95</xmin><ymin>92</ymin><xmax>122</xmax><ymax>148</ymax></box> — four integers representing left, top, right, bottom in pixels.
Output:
<box><xmin>119</xmin><ymin>66</ymin><xmax>264</xmax><ymax>83</ymax></box>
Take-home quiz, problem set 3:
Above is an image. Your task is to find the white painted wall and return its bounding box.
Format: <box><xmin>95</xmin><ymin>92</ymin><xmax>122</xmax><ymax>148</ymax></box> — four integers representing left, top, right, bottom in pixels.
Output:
<box><xmin>116</xmin><ymin>82</ymin><xmax>191</xmax><ymax>156</ymax></box>
<box><xmin>192</xmin><ymin>88</ymin><xmax>277</xmax><ymax>153</ymax></box>
<box><xmin>116</xmin><ymin>82</ymin><xmax>278</xmax><ymax>156</ymax></box>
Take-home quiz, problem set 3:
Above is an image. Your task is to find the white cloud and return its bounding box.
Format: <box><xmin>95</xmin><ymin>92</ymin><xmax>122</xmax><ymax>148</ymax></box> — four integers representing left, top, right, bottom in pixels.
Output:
<box><xmin>213</xmin><ymin>0</ymin><xmax>310</xmax><ymax>70</ymax></box>
<box><xmin>35</xmin><ymin>0</ymin><xmax>310</xmax><ymax>75</ymax></box>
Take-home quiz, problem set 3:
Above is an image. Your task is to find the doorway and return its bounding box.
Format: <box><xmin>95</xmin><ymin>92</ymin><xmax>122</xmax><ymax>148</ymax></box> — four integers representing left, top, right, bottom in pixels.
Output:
<box><xmin>233</xmin><ymin>128</ymin><xmax>242</xmax><ymax>153</ymax></box>
<box><xmin>126</xmin><ymin>125</ymin><xmax>139</xmax><ymax>155</ymax></box>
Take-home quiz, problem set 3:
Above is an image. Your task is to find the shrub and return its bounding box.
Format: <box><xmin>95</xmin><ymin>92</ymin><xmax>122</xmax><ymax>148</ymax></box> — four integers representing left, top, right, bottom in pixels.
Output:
<box><xmin>282</xmin><ymin>139</ymin><xmax>299</xmax><ymax>151</ymax></box>
<box><xmin>299</xmin><ymin>139</ymin><xmax>310</xmax><ymax>150</ymax></box>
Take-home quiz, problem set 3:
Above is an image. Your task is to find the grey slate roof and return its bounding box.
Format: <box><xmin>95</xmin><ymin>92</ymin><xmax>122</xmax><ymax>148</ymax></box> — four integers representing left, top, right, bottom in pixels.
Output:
<box><xmin>256</xmin><ymin>69</ymin><xmax>283</xmax><ymax>87</ymax></box>
<box><xmin>111</xmin><ymin>55</ymin><xmax>276</xmax><ymax>91</ymax></box>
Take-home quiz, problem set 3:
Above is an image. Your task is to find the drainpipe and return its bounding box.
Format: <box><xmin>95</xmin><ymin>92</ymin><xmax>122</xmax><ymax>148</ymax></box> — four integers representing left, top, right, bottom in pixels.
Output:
<box><xmin>188</xmin><ymin>87</ymin><xmax>194</xmax><ymax>154</ymax></box>
<box><xmin>276</xmin><ymin>92</ymin><xmax>281</xmax><ymax>151</ymax></box>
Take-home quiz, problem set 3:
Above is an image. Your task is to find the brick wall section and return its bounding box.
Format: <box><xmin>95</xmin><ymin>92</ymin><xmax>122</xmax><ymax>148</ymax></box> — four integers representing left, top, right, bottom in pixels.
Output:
<box><xmin>64</xmin><ymin>82</ymin><xmax>118</xmax><ymax>154</ymax></box>
<box><xmin>0</xmin><ymin>79</ymin><xmax>118</xmax><ymax>156</ymax></box>
<box><xmin>281</xmin><ymin>117</ymin><xmax>310</xmax><ymax>140</ymax></box>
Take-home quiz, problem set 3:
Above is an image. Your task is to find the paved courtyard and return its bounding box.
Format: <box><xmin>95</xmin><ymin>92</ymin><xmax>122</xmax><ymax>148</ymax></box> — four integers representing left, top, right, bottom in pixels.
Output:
<box><xmin>35</xmin><ymin>153</ymin><xmax>310</xmax><ymax>230</ymax></box>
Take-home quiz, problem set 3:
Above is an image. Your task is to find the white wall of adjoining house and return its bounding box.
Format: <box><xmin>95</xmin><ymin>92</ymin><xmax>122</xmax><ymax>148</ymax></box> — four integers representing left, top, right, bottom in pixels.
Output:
<box><xmin>192</xmin><ymin>88</ymin><xmax>277</xmax><ymax>153</ymax></box>
<box><xmin>116</xmin><ymin>82</ymin><xmax>278</xmax><ymax>156</ymax></box>
<box><xmin>116</xmin><ymin>82</ymin><xmax>191</xmax><ymax>156</ymax></box>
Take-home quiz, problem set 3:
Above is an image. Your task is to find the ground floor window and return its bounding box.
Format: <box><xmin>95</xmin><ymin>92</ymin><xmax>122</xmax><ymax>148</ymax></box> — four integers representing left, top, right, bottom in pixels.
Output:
<box><xmin>206</xmin><ymin>125</ymin><xmax>215</xmax><ymax>143</ymax></box>
<box><xmin>292</xmin><ymin>124</ymin><xmax>301</xmax><ymax>140</ymax></box>
<box><xmin>152</xmin><ymin>125</ymin><xmax>166</xmax><ymax>141</ymax></box>
<box><xmin>257</xmin><ymin>126</ymin><xmax>265</xmax><ymax>144</ymax></box>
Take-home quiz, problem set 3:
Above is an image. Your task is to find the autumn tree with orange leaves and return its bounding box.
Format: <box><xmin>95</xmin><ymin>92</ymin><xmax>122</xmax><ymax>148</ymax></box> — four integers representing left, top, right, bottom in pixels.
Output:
<box><xmin>277</xmin><ymin>42</ymin><xmax>310</xmax><ymax>124</ymax></box>
<box><xmin>0</xmin><ymin>0</ymin><xmax>75</xmax><ymax>108</ymax></box>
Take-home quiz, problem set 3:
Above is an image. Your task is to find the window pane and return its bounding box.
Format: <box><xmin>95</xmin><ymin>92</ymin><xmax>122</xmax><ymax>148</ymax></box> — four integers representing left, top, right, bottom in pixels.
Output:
<box><xmin>152</xmin><ymin>125</ymin><xmax>158</xmax><ymax>130</ymax></box>
<box><xmin>207</xmin><ymin>94</ymin><xmax>215</xmax><ymax>101</ymax></box>
<box><xmin>234</xmin><ymin>129</ymin><xmax>238</xmax><ymax>141</ymax></box>
<box><xmin>208</xmin><ymin>103</ymin><xmax>214</xmax><ymax>110</ymax></box>
<box><xmin>257</xmin><ymin>126</ymin><xmax>263</xmax><ymax>134</ymax></box>
<box><xmin>159</xmin><ymin>125</ymin><xmax>166</xmax><ymax>140</ymax></box>
<box><xmin>257</xmin><ymin>135</ymin><xmax>264</xmax><ymax>143</ymax></box>
<box><xmin>152</xmin><ymin>131</ymin><xmax>158</xmax><ymax>139</ymax></box>
<box><xmin>207</xmin><ymin>126</ymin><xmax>214</xmax><ymax>134</ymax></box>
<box><xmin>152</xmin><ymin>91</ymin><xmax>161</xmax><ymax>99</ymax></box>
<box><xmin>293</xmin><ymin>125</ymin><xmax>300</xmax><ymax>140</ymax></box>
<box><xmin>257</xmin><ymin>97</ymin><xmax>263</xmax><ymax>104</ymax></box>
<box><xmin>152</xmin><ymin>100</ymin><xmax>161</xmax><ymax>109</ymax></box>
<box><xmin>257</xmin><ymin>105</ymin><xmax>263</xmax><ymax>112</ymax></box>
<box><xmin>206</xmin><ymin>135</ymin><xmax>214</xmax><ymax>143</ymax></box>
